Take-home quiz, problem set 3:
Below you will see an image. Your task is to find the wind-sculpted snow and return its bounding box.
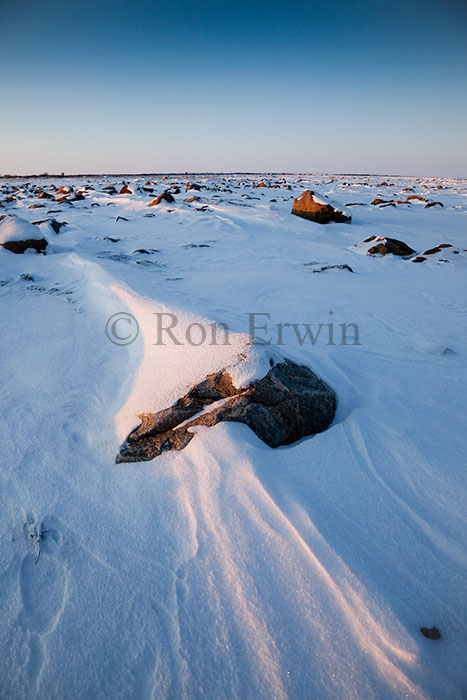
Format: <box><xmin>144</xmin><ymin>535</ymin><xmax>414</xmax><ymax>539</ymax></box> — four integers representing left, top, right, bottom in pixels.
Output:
<box><xmin>0</xmin><ymin>173</ymin><xmax>466</xmax><ymax>699</ymax></box>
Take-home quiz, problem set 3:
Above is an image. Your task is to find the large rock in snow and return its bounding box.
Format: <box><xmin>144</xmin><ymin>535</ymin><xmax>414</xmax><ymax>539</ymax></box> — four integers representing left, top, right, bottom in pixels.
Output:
<box><xmin>366</xmin><ymin>236</ymin><xmax>415</xmax><ymax>257</ymax></box>
<box><xmin>351</xmin><ymin>235</ymin><xmax>415</xmax><ymax>257</ymax></box>
<box><xmin>0</xmin><ymin>215</ymin><xmax>48</xmax><ymax>254</ymax></box>
<box><xmin>116</xmin><ymin>359</ymin><xmax>336</xmax><ymax>462</ymax></box>
<box><xmin>148</xmin><ymin>192</ymin><xmax>176</xmax><ymax>206</ymax></box>
<box><xmin>291</xmin><ymin>190</ymin><xmax>351</xmax><ymax>224</ymax></box>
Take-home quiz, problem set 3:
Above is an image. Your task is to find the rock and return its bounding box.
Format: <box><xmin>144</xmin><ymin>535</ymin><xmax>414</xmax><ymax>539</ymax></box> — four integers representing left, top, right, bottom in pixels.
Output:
<box><xmin>310</xmin><ymin>264</ymin><xmax>353</xmax><ymax>273</ymax></box>
<box><xmin>1</xmin><ymin>238</ymin><xmax>47</xmax><ymax>254</ymax></box>
<box><xmin>31</xmin><ymin>218</ymin><xmax>67</xmax><ymax>234</ymax></box>
<box><xmin>412</xmin><ymin>256</ymin><xmax>426</xmax><ymax>263</ymax></box>
<box><xmin>37</xmin><ymin>190</ymin><xmax>53</xmax><ymax>200</ymax></box>
<box><xmin>181</xmin><ymin>243</ymin><xmax>210</xmax><ymax>248</ymax></box>
<box><xmin>371</xmin><ymin>198</ymin><xmax>394</xmax><ymax>206</ymax></box>
<box><xmin>148</xmin><ymin>192</ymin><xmax>175</xmax><ymax>207</ymax></box>
<box><xmin>0</xmin><ymin>215</ymin><xmax>48</xmax><ymax>254</ymax></box>
<box><xmin>425</xmin><ymin>201</ymin><xmax>443</xmax><ymax>208</ymax></box>
<box><xmin>406</xmin><ymin>195</ymin><xmax>427</xmax><ymax>202</ymax></box>
<box><xmin>119</xmin><ymin>185</ymin><xmax>133</xmax><ymax>194</ymax></box>
<box><xmin>291</xmin><ymin>190</ymin><xmax>351</xmax><ymax>224</ymax></box>
<box><xmin>423</xmin><ymin>245</ymin><xmax>449</xmax><ymax>255</ymax></box>
<box><xmin>367</xmin><ymin>237</ymin><xmax>415</xmax><ymax>257</ymax></box>
<box><xmin>186</xmin><ymin>183</ymin><xmax>202</xmax><ymax>191</ymax></box>
<box><xmin>420</xmin><ymin>627</ymin><xmax>441</xmax><ymax>640</ymax></box>
<box><xmin>183</xmin><ymin>196</ymin><xmax>201</xmax><ymax>202</ymax></box>
<box><xmin>116</xmin><ymin>360</ymin><xmax>336</xmax><ymax>462</ymax></box>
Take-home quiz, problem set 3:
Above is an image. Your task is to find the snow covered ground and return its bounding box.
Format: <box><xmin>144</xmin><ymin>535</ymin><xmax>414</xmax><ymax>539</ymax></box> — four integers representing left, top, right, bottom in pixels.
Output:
<box><xmin>0</xmin><ymin>173</ymin><xmax>466</xmax><ymax>699</ymax></box>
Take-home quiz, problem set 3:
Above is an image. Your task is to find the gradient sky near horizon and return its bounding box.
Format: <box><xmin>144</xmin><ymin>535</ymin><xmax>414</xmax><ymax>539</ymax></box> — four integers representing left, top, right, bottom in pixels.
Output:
<box><xmin>1</xmin><ymin>0</ymin><xmax>466</xmax><ymax>176</ymax></box>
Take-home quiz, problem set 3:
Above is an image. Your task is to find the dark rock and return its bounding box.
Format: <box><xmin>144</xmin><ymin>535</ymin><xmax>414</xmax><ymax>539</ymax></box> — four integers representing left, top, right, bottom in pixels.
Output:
<box><xmin>116</xmin><ymin>216</ymin><xmax>129</xmax><ymax>222</ymax></box>
<box><xmin>371</xmin><ymin>198</ymin><xmax>394</xmax><ymax>206</ymax></box>
<box><xmin>116</xmin><ymin>360</ymin><xmax>336</xmax><ymax>462</ymax></box>
<box><xmin>425</xmin><ymin>201</ymin><xmax>443</xmax><ymax>208</ymax></box>
<box><xmin>31</xmin><ymin>218</ymin><xmax>67</xmax><ymax>234</ymax></box>
<box><xmin>412</xmin><ymin>256</ymin><xmax>426</xmax><ymax>263</ymax></box>
<box><xmin>1</xmin><ymin>238</ymin><xmax>48</xmax><ymax>254</ymax></box>
<box><xmin>308</xmin><ymin>264</ymin><xmax>353</xmax><ymax>273</ymax></box>
<box><xmin>407</xmin><ymin>195</ymin><xmax>427</xmax><ymax>202</ymax></box>
<box><xmin>37</xmin><ymin>190</ymin><xmax>53</xmax><ymax>200</ymax></box>
<box><xmin>291</xmin><ymin>190</ymin><xmax>351</xmax><ymax>224</ymax></box>
<box><xmin>420</xmin><ymin>627</ymin><xmax>441</xmax><ymax>640</ymax></box>
<box><xmin>423</xmin><ymin>246</ymin><xmax>441</xmax><ymax>255</ymax></box>
<box><xmin>367</xmin><ymin>238</ymin><xmax>415</xmax><ymax>257</ymax></box>
<box><xmin>148</xmin><ymin>192</ymin><xmax>175</xmax><ymax>206</ymax></box>
<box><xmin>119</xmin><ymin>185</ymin><xmax>133</xmax><ymax>194</ymax></box>
<box><xmin>182</xmin><ymin>243</ymin><xmax>210</xmax><ymax>248</ymax></box>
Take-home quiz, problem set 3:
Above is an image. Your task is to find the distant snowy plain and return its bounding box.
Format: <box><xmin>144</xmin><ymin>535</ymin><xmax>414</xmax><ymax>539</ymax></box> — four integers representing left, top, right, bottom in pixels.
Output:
<box><xmin>0</xmin><ymin>173</ymin><xmax>466</xmax><ymax>699</ymax></box>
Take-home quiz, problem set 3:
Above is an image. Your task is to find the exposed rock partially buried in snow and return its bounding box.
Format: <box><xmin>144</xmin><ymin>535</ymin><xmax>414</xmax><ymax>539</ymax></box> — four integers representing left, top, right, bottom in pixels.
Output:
<box><xmin>366</xmin><ymin>236</ymin><xmax>415</xmax><ymax>257</ymax></box>
<box><xmin>116</xmin><ymin>360</ymin><xmax>337</xmax><ymax>462</ymax></box>
<box><xmin>148</xmin><ymin>192</ymin><xmax>176</xmax><ymax>206</ymax></box>
<box><xmin>352</xmin><ymin>235</ymin><xmax>415</xmax><ymax>258</ymax></box>
<box><xmin>0</xmin><ymin>214</ymin><xmax>48</xmax><ymax>254</ymax></box>
<box><xmin>291</xmin><ymin>190</ymin><xmax>351</xmax><ymax>224</ymax></box>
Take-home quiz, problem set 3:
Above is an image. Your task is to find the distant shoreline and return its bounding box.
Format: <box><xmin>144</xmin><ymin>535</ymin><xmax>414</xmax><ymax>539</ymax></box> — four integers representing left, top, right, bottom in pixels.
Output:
<box><xmin>1</xmin><ymin>172</ymin><xmax>466</xmax><ymax>180</ymax></box>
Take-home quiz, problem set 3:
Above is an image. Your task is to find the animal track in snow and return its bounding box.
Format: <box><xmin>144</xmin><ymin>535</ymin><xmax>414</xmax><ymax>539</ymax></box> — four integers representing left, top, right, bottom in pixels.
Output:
<box><xmin>19</xmin><ymin>552</ymin><xmax>67</xmax><ymax>635</ymax></box>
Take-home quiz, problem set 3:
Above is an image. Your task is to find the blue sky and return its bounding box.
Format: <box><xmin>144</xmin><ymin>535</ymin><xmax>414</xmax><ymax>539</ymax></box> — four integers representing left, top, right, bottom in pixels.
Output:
<box><xmin>1</xmin><ymin>0</ymin><xmax>466</xmax><ymax>175</ymax></box>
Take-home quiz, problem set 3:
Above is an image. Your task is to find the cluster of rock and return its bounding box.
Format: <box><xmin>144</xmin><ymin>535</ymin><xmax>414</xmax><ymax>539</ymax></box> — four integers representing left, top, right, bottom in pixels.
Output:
<box><xmin>350</xmin><ymin>235</ymin><xmax>465</xmax><ymax>263</ymax></box>
<box><xmin>370</xmin><ymin>195</ymin><xmax>443</xmax><ymax>208</ymax></box>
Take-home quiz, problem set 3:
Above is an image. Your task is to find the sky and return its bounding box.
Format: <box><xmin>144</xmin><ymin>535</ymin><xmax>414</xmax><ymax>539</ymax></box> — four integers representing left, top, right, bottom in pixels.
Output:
<box><xmin>1</xmin><ymin>0</ymin><xmax>466</xmax><ymax>176</ymax></box>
